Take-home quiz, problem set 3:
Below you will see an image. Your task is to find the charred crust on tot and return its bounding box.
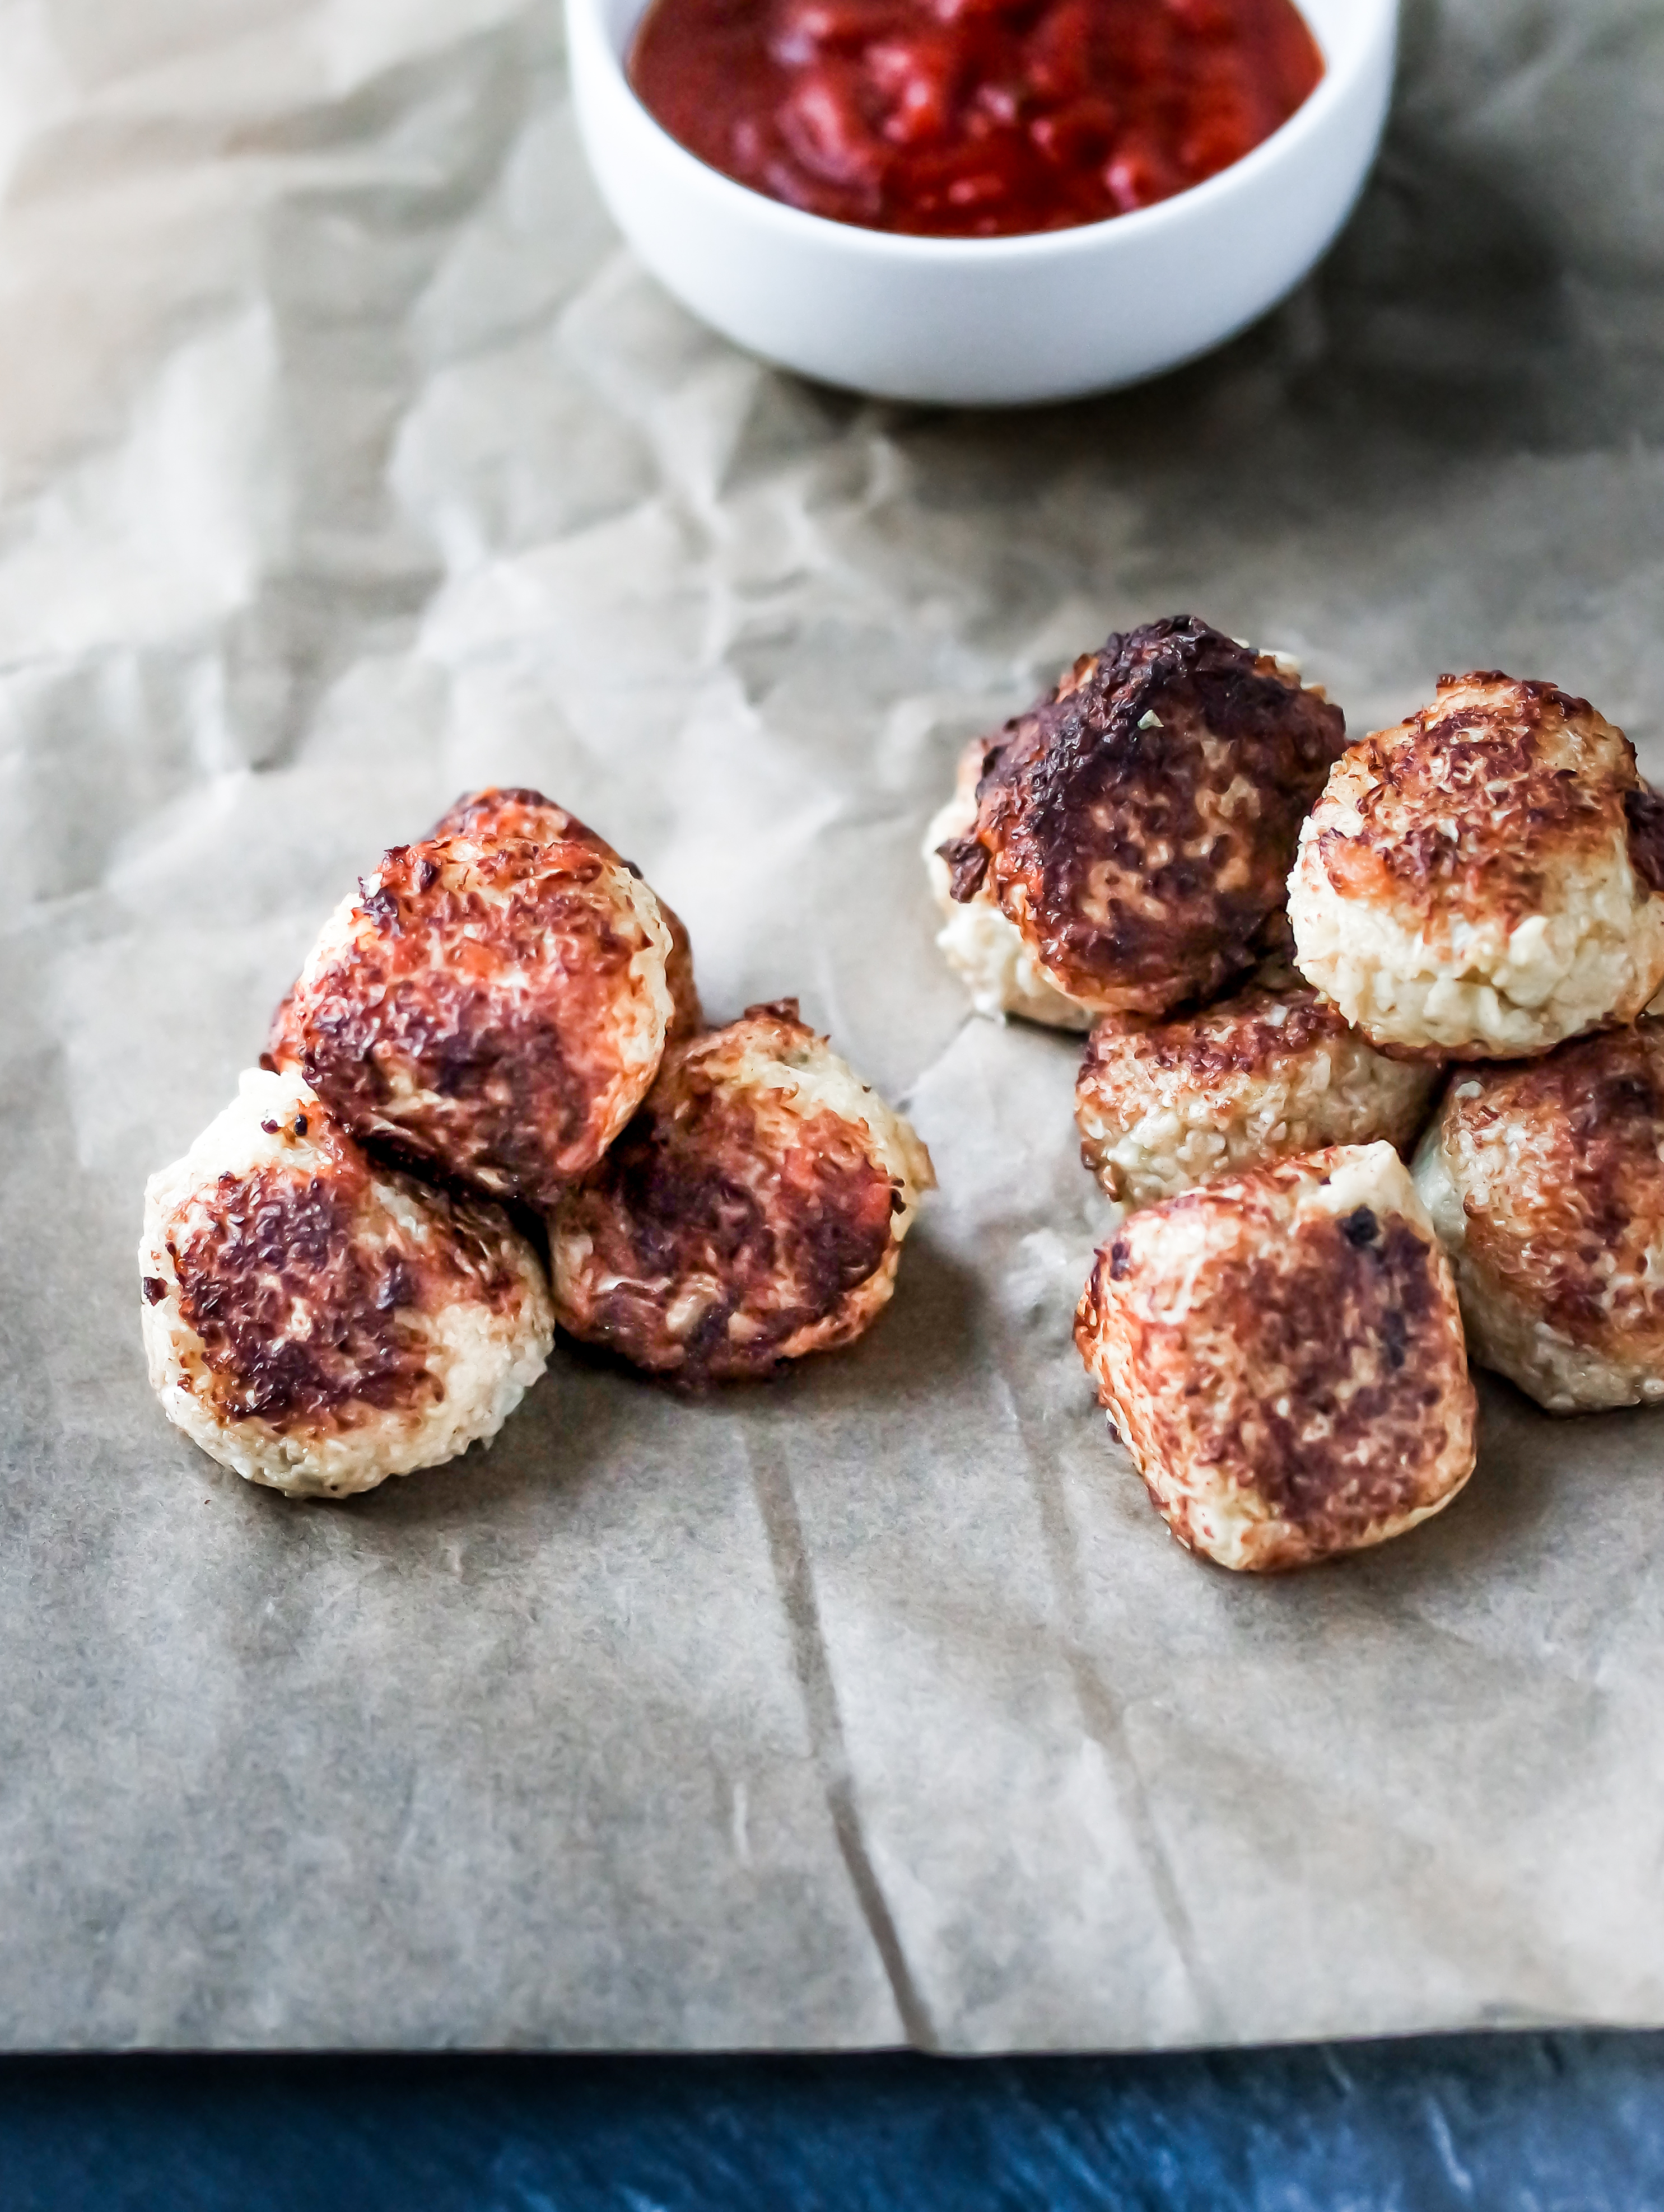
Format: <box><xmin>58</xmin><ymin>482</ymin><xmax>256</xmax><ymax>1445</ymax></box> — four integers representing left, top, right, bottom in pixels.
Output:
<box><xmin>1075</xmin><ymin>1155</ymin><xmax>1474</xmax><ymax>1570</ymax></box>
<box><xmin>1444</xmin><ymin>1025</ymin><xmax>1664</xmax><ymax>1347</ymax></box>
<box><xmin>162</xmin><ymin>1136</ymin><xmax>525</xmax><ymax>1431</ymax></box>
<box><xmin>943</xmin><ymin>615</ymin><xmax>1346</xmax><ymax>1011</ymax></box>
<box><xmin>1316</xmin><ymin>671</ymin><xmax>1658</xmax><ymax>925</ymax></box>
<box><xmin>285</xmin><ymin>834</ymin><xmax>654</xmax><ymax>1209</ymax></box>
<box><xmin>554</xmin><ymin>1002</ymin><xmax>910</xmax><ymax>1384</ymax></box>
<box><xmin>425</xmin><ymin>786</ymin><xmax>702</xmax><ymax>1042</ymax></box>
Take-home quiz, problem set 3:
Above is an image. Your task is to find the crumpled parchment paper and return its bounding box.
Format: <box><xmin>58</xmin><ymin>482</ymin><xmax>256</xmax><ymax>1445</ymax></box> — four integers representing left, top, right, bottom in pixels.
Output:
<box><xmin>3</xmin><ymin>0</ymin><xmax>1664</xmax><ymax>2050</ymax></box>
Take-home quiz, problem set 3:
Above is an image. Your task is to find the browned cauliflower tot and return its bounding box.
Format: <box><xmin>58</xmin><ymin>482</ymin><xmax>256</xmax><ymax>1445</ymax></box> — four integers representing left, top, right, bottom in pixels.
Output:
<box><xmin>1075</xmin><ymin>1142</ymin><xmax>1476</xmax><ymax>1571</ymax></box>
<box><xmin>1076</xmin><ymin>967</ymin><xmax>1441</xmax><ymax>1210</ymax></box>
<box><xmin>140</xmin><ymin>1068</ymin><xmax>553</xmax><ymax>1496</ymax></box>
<box><xmin>549</xmin><ymin>1001</ymin><xmax>933</xmax><ymax>1381</ymax></box>
<box><xmin>279</xmin><ymin>830</ymin><xmax>675</xmax><ymax>1207</ymax></box>
<box><xmin>934</xmin><ymin>615</ymin><xmax>1346</xmax><ymax>1021</ymax></box>
<box><xmin>1414</xmin><ymin>1023</ymin><xmax>1664</xmax><ymax>1411</ymax></box>
<box><xmin>1290</xmin><ymin>672</ymin><xmax>1664</xmax><ymax>1058</ymax></box>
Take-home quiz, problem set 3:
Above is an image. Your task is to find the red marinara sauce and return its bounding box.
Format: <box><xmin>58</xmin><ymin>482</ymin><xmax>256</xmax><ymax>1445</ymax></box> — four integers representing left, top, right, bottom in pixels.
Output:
<box><xmin>628</xmin><ymin>0</ymin><xmax>1325</xmax><ymax>240</ymax></box>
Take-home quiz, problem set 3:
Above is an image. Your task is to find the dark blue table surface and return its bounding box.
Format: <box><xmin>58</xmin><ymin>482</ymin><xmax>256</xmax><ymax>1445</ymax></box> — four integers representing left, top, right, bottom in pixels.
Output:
<box><xmin>5</xmin><ymin>2035</ymin><xmax>1662</xmax><ymax>2209</ymax></box>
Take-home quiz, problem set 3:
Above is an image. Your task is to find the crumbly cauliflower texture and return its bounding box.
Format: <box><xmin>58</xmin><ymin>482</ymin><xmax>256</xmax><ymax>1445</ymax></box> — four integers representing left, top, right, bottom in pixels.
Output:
<box><xmin>551</xmin><ymin>1001</ymin><xmax>934</xmax><ymax>1379</ymax></box>
<box><xmin>1290</xmin><ymin>671</ymin><xmax>1664</xmax><ymax>1057</ymax></box>
<box><xmin>1076</xmin><ymin>969</ymin><xmax>1440</xmax><ymax>1209</ymax></box>
<box><xmin>428</xmin><ymin>786</ymin><xmax>702</xmax><ymax>1041</ymax></box>
<box><xmin>1413</xmin><ymin>1027</ymin><xmax>1664</xmax><ymax>1412</ymax></box>
<box><xmin>1075</xmin><ymin>1142</ymin><xmax>1476</xmax><ymax>1571</ymax></box>
<box><xmin>285</xmin><ymin>833</ymin><xmax>675</xmax><ymax>1206</ymax></box>
<box><xmin>141</xmin><ymin>1067</ymin><xmax>553</xmax><ymax>1496</ymax></box>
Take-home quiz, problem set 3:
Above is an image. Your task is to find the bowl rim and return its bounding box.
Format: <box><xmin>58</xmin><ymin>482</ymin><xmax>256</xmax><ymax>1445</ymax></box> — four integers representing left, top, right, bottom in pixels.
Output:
<box><xmin>570</xmin><ymin>0</ymin><xmax>1398</xmax><ymax>264</ymax></box>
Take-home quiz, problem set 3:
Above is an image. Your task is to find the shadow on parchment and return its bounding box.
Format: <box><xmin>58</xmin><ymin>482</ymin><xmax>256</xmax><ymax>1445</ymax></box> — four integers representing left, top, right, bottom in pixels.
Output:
<box><xmin>240</xmin><ymin>1228</ymin><xmax>989</xmax><ymax>1541</ymax></box>
<box><xmin>832</xmin><ymin>31</ymin><xmax>1649</xmax><ymax>472</ymax></box>
<box><xmin>878</xmin><ymin>145</ymin><xmax>1578</xmax><ymax>452</ymax></box>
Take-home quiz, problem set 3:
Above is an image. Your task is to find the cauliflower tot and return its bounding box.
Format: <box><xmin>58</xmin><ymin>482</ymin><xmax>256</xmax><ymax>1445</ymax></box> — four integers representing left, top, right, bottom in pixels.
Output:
<box><xmin>280</xmin><ymin>832</ymin><xmax>674</xmax><ymax>1207</ymax></box>
<box><xmin>936</xmin><ymin>616</ymin><xmax>1346</xmax><ymax>1018</ymax></box>
<box><xmin>140</xmin><ymin>1068</ymin><xmax>553</xmax><ymax>1496</ymax></box>
<box><xmin>550</xmin><ymin>1001</ymin><xmax>934</xmax><ymax>1381</ymax></box>
<box><xmin>1076</xmin><ymin>968</ymin><xmax>1440</xmax><ymax>1210</ymax></box>
<box><xmin>1413</xmin><ymin>1023</ymin><xmax>1664</xmax><ymax>1412</ymax></box>
<box><xmin>1075</xmin><ymin>1142</ymin><xmax>1476</xmax><ymax>1570</ymax></box>
<box><xmin>1290</xmin><ymin>671</ymin><xmax>1664</xmax><ymax>1058</ymax></box>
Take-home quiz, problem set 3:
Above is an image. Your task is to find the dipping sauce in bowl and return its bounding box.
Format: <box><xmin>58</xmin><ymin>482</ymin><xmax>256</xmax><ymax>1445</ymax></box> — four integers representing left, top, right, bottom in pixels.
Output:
<box><xmin>629</xmin><ymin>0</ymin><xmax>1324</xmax><ymax>239</ymax></box>
<box><xmin>570</xmin><ymin>0</ymin><xmax>1395</xmax><ymax>403</ymax></box>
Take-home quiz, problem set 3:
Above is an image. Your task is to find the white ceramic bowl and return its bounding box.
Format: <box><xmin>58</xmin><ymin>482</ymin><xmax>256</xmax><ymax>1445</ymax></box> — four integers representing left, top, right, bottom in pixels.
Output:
<box><xmin>567</xmin><ymin>0</ymin><xmax>1397</xmax><ymax>408</ymax></box>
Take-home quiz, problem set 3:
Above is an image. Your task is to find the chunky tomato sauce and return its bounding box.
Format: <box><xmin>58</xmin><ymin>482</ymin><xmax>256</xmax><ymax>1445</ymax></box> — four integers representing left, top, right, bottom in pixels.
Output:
<box><xmin>630</xmin><ymin>0</ymin><xmax>1323</xmax><ymax>240</ymax></box>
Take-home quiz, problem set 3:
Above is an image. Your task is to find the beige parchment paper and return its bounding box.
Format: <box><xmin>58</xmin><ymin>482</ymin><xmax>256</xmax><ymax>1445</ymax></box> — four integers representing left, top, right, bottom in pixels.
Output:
<box><xmin>3</xmin><ymin>0</ymin><xmax>1664</xmax><ymax>2049</ymax></box>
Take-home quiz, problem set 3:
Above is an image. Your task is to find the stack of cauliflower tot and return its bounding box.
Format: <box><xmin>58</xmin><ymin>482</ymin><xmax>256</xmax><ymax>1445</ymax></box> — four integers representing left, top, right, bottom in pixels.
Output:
<box><xmin>141</xmin><ymin>789</ymin><xmax>933</xmax><ymax>1497</ymax></box>
<box><xmin>928</xmin><ymin>615</ymin><xmax>1664</xmax><ymax>1573</ymax></box>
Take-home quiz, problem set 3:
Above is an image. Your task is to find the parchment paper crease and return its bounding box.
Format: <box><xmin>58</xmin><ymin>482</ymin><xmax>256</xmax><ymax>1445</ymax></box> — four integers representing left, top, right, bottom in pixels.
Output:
<box><xmin>3</xmin><ymin>0</ymin><xmax>1663</xmax><ymax>2050</ymax></box>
